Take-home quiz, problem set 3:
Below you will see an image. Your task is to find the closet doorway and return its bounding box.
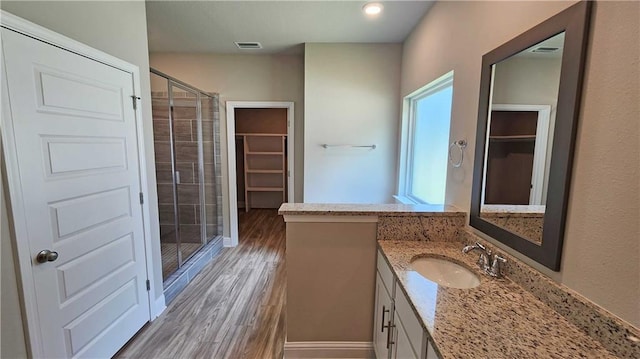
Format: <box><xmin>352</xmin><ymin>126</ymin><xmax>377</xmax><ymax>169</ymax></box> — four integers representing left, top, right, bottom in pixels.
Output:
<box><xmin>484</xmin><ymin>104</ymin><xmax>550</xmax><ymax>206</ymax></box>
<box><xmin>226</xmin><ymin>102</ymin><xmax>294</xmax><ymax>246</ymax></box>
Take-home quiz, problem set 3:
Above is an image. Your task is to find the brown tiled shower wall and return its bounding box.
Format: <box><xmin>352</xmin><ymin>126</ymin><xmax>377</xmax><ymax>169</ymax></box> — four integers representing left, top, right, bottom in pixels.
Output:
<box><xmin>152</xmin><ymin>91</ymin><xmax>222</xmax><ymax>244</ymax></box>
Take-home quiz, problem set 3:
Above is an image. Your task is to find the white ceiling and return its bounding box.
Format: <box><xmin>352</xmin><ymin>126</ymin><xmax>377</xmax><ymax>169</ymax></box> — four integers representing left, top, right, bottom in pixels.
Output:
<box><xmin>145</xmin><ymin>1</ymin><xmax>435</xmax><ymax>54</ymax></box>
<box><xmin>515</xmin><ymin>32</ymin><xmax>565</xmax><ymax>59</ymax></box>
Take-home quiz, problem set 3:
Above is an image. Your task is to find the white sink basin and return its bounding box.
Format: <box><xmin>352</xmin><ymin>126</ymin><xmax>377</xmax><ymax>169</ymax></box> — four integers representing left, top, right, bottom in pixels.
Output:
<box><xmin>410</xmin><ymin>257</ymin><xmax>480</xmax><ymax>289</ymax></box>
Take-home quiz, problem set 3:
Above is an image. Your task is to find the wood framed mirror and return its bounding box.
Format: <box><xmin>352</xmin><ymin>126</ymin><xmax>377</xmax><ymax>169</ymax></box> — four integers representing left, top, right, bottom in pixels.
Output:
<box><xmin>470</xmin><ymin>1</ymin><xmax>592</xmax><ymax>270</ymax></box>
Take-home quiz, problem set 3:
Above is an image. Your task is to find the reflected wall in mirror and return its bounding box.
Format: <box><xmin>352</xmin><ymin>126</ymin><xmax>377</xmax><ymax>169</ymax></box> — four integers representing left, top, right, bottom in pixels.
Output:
<box><xmin>479</xmin><ymin>32</ymin><xmax>565</xmax><ymax>245</ymax></box>
<box><xmin>470</xmin><ymin>1</ymin><xmax>592</xmax><ymax>270</ymax></box>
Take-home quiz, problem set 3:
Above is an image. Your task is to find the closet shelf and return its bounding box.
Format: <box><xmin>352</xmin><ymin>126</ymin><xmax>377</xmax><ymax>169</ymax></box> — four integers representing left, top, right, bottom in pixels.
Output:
<box><xmin>236</xmin><ymin>133</ymin><xmax>287</xmax><ymax>136</ymax></box>
<box><xmin>246</xmin><ymin>169</ymin><xmax>284</xmax><ymax>174</ymax></box>
<box><xmin>237</xmin><ymin>115</ymin><xmax>287</xmax><ymax>212</ymax></box>
<box><xmin>246</xmin><ymin>151</ymin><xmax>284</xmax><ymax>155</ymax></box>
<box><xmin>246</xmin><ymin>186</ymin><xmax>285</xmax><ymax>192</ymax></box>
<box><xmin>489</xmin><ymin>135</ymin><xmax>536</xmax><ymax>142</ymax></box>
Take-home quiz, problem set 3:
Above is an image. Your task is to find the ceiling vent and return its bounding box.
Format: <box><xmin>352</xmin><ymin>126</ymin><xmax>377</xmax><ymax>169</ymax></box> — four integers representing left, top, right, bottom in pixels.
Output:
<box><xmin>235</xmin><ymin>42</ymin><xmax>262</xmax><ymax>50</ymax></box>
<box><xmin>531</xmin><ymin>46</ymin><xmax>560</xmax><ymax>53</ymax></box>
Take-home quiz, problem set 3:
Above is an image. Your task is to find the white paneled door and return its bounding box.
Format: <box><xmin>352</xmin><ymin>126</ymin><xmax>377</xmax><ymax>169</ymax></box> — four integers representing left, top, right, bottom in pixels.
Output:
<box><xmin>1</xmin><ymin>28</ymin><xmax>150</xmax><ymax>358</ymax></box>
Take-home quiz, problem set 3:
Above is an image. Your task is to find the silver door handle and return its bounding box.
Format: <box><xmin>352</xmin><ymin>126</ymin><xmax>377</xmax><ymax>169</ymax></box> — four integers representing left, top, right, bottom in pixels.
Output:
<box><xmin>175</xmin><ymin>171</ymin><xmax>181</xmax><ymax>184</ymax></box>
<box><xmin>36</xmin><ymin>250</ymin><xmax>58</xmax><ymax>263</ymax></box>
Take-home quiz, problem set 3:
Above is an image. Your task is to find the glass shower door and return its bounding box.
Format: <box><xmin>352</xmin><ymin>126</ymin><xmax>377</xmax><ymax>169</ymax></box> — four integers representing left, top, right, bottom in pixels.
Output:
<box><xmin>151</xmin><ymin>73</ymin><xmax>180</xmax><ymax>280</ymax></box>
<box><xmin>152</xmin><ymin>69</ymin><xmax>220</xmax><ymax>283</ymax></box>
<box><xmin>170</xmin><ymin>84</ymin><xmax>204</xmax><ymax>264</ymax></box>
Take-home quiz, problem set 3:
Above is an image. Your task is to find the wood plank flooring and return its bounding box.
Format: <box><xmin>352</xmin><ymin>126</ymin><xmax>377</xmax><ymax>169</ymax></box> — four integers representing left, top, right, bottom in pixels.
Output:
<box><xmin>117</xmin><ymin>209</ymin><xmax>286</xmax><ymax>359</ymax></box>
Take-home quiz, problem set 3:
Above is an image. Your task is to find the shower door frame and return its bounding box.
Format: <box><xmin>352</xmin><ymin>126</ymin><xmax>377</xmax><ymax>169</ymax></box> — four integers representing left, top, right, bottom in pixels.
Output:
<box><xmin>152</xmin><ymin>68</ymin><xmax>216</xmax><ymax>276</ymax></box>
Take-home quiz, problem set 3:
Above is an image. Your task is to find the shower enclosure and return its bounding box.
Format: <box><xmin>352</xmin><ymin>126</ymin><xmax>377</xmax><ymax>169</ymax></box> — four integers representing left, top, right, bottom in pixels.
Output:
<box><xmin>151</xmin><ymin>69</ymin><xmax>222</xmax><ymax>281</ymax></box>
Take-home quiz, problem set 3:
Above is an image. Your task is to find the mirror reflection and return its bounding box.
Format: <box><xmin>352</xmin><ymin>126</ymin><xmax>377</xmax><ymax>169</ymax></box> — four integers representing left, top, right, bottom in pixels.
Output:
<box><xmin>479</xmin><ymin>32</ymin><xmax>565</xmax><ymax>245</ymax></box>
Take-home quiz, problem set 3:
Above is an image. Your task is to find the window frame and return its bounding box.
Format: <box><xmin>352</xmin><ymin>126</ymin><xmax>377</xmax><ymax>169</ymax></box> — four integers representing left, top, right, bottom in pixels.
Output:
<box><xmin>396</xmin><ymin>71</ymin><xmax>454</xmax><ymax>205</ymax></box>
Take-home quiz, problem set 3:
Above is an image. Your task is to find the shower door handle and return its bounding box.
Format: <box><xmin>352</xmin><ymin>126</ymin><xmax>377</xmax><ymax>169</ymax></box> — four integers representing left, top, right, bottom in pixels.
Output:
<box><xmin>175</xmin><ymin>171</ymin><xmax>181</xmax><ymax>184</ymax></box>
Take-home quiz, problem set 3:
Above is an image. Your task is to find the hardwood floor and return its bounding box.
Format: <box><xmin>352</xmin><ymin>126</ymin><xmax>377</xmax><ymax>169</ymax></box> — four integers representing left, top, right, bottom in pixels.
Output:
<box><xmin>117</xmin><ymin>209</ymin><xmax>286</xmax><ymax>359</ymax></box>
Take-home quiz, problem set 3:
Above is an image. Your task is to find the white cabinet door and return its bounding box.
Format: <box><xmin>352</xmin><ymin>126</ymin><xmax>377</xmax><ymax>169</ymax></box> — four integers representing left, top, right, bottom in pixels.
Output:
<box><xmin>426</xmin><ymin>341</ymin><xmax>438</xmax><ymax>359</ymax></box>
<box><xmin>374</xmin><ymin>272</ymin><xmax>393</xmax><ymax>359</ymax></box>
<box><xmin>394</xmin><ymin>285</ymin><xmax>426</xmax><ymax>358</ymax></box>
<box><xmin>2</xmin><ymin>28</ymin><xmax>150</xmax><ymax>358</ymax></box>
<box><xmin>392</xmin><ymin>317</ymin><xmax>420</xmax><ymax>359</ymax></box>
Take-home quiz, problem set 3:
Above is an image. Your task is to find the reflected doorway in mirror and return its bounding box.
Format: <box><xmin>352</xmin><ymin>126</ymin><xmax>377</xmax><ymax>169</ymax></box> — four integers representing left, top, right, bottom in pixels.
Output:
<box><xmin>482</xmin><ymin>104</ymin><xmax>551</xmax><ymax>207</ymax></box>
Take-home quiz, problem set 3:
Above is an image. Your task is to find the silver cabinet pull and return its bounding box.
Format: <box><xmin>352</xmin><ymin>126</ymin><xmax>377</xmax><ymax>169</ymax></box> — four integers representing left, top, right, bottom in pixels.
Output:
<box><xmin>175</xmin><ymin>171</ymin><xmax>181</xmax><ymax>184</ymax></box>
<box><xmin>381</xmin><ymin>305</ymin><xmax>390</xmax><ymax>332</ymax></box>
<box><xmin>385</xmin><ymin>321</ymin><xmax>396</xmax><ymax>349</ymax></box>
<box><xmin>36</xmin><ymin>250</ymin><xmax>58</xmax><ymax>263</ymax></box>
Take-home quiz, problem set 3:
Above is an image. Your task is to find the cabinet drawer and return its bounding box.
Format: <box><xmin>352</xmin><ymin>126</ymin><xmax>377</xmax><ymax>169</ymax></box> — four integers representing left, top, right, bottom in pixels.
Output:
<box><xmin>377</xmin><ymin>250</ymin><xmax>395</xmax><ymax>296</ymax></box>
<box><xmin>394</xmin><ymin>286</ymin><xmax>425</xmax><ymax>357</ymax></box>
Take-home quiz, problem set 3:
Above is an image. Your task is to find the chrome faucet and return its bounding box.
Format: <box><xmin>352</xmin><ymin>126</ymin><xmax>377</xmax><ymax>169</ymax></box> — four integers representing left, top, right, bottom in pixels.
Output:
<box><xmin>462</xmin><ymin>242</ymin><xmax>507</xmax><ymax>278</ymax></box>
<box><xmin>462</xmin><ymin>242</ymin><xmax>492</xmax><ymax>271</ymax></box>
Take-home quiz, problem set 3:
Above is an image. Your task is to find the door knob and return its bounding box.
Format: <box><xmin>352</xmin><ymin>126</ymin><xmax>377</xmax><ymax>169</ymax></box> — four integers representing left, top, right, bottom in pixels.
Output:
<box><xmin>36</xmin><ymin>250</ymin><xmax>59</xmax><ymax>263</ymax></box>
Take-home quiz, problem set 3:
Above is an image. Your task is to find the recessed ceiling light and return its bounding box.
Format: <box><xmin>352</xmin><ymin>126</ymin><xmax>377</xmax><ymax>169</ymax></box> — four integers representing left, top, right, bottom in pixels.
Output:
<box><xmin>363</xmin><ymin>2</ymin><xmax>383</xmax><ymax>16</ymax></box>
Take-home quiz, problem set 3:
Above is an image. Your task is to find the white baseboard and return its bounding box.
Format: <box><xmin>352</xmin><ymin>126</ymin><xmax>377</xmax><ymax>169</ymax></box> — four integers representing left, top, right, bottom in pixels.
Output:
<box><xmin>284</xmin><ymin>341</ymin><xmax>374</xmax><ymax>359</ymax></box>
<box><xmin>223</xmin><ymin>236</ymin><xmax>234</xmax><ymax>247</ymax></box>
<box><xmin>151</xmin><ymin>295</ymin><xmax>166</xmax><ymax>320</ymax></box>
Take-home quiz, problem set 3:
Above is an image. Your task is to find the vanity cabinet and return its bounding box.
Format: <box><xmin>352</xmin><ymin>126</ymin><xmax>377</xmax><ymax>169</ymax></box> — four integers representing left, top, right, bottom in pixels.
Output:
<box><xmin>374</xmin><ymin>251</ymin><xmax>395</xmax><ymax>359</ymax></box>
<box><xmin>375</xmin><ymin>250</ymin><xmax>439</xmax><ymax>359</ymax></box>
<box><xmin>374</xmin><ymin>272</ymin><xmax>393</xmax><ymax>358</ymax></box>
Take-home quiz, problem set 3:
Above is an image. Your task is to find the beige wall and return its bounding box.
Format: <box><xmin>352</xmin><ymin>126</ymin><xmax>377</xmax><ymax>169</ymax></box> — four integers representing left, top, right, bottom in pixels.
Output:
<box><xmin>149</xmin><ymin>53</ymin><xmax>305</xmax><ymax>237</ymax></box>
<box><xmin>402</xmin><ymin>1</ymin><xmax>639</xmax><ymax>327</ymax></box>
<box><xmin>0</xmin><ymin>1</ymin><xmax>166</xmax><ymax>351</ymax></box>
<box><xmin>304</xmin><ymin>43</ymin><xmax>402</xmax><ymax>204</ymax></box>
<box><xmin>286</xmin><ymin>221</ymin><xmax>378</xmax><ymax>342</ymax></box>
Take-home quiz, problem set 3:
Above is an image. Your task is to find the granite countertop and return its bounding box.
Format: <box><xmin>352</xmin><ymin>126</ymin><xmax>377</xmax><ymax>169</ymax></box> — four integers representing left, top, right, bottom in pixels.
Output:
<box><xmin>378</xmin><ymin>240</ymin><xmax>617</xmax><ymax>359</ymax></box>
<box><xmin>480</xmin><ymin>204</ymin><xmax>546</xmax><ymax>216</ymax></box>
<box><xmin>278</xmin><ymin>203</ymin><xmax>465</xmax><ymax>216</ymax></box>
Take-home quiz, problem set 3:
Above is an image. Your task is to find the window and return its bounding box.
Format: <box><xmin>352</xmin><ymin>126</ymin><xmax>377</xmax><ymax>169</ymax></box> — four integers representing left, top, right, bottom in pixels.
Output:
<box><xmin>397</xmin><ymin>72</ymin><xmax>454</xmax><ymax>205</ymax></box>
